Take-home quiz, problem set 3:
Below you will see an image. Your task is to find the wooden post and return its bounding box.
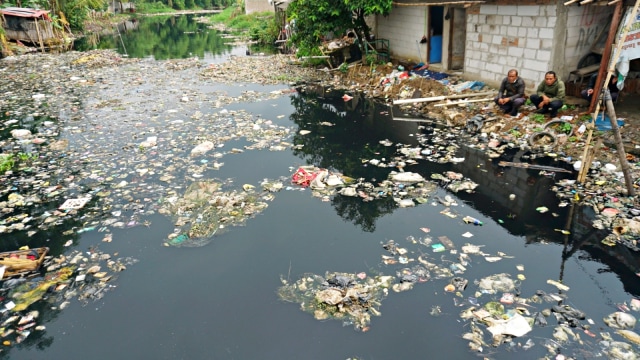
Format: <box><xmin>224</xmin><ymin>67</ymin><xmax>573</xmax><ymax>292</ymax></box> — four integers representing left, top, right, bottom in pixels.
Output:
<box><xmin>34</xmin><ymin>18</ymin><xmax>45</xmax><ymax>52</ymax></box>
<box><xmin>604</xmin><ymin>93</ymin><xmax>635</xmax><ymax>195</ymax></box>
<box><xmin>588</xmin><ymin>1</ymin><xmax>623</xmax><ymax>114</ymax></box>
<box><xmin>577</xmin><ymin>0</ymin><xmax>638</xmax><ymax>197</ymax></box>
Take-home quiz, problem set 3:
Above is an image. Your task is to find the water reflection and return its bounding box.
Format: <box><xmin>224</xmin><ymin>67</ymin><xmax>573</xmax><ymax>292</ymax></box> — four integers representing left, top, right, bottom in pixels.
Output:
<box><xmin>74</xmin><ymin>15</ymin><xmax>234</xmax><ymax>61</ymax></box>
<box><xmin>288</xmin><ymin>86</ymin><xmax>640</xmax><ymax>299</ymax></box>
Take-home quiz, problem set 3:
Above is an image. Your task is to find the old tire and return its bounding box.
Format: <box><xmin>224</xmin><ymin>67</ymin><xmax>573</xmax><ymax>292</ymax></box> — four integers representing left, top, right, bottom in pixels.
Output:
<box><xmin>528</xmin><ymin>131</ymin><xmax>557</xmax><ymax>149</ymax></box>
<box><xmin>543</xmin><ymin>119</ymin><xmax>575</xmax><ymax>137</ymax></box>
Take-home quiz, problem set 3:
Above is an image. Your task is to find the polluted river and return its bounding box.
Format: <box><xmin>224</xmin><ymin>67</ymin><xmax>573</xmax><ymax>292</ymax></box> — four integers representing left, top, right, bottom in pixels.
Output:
<box><xmin>1</xmin><ymin>14</ymin><xmax>640</xmax><ymax>360</ymax></box>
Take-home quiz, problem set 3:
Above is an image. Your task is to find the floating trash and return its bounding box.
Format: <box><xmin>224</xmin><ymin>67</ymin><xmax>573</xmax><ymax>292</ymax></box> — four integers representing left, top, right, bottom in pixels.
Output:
<box><xmin>277</xmin><ymin>272</ymin><xmax>389</xmax><ymax>332</ymax></box>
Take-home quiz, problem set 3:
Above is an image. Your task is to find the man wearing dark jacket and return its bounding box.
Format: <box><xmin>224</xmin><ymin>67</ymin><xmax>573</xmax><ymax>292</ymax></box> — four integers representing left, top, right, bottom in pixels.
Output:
<box><xmin>530</xmin><ymin>71</ymin><xmax>565</xmax><ymax>118</ymax></box>
<box><xmin>494</xmin><ymin>69</ymin><xmax>526</xmax><ymax>117</ymax></box>
<box><xmin>581</xmin><ymin>72</ymin><xmax>619</xmax><ymax>103</ymax></box>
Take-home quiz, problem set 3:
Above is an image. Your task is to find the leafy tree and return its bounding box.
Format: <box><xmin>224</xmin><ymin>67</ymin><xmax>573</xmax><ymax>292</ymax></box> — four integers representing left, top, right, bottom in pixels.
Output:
<box><xmin>344</xmin><ymin>0</ymin><xmax>391</xmax><ymax>42</ymax></box>
<box><xmin>287</xmin><ymin>0</ymin><xmax>351</xmax><ymax>56</ymax></box>
<box><xmin>287</xmin><ymin>0</ymin><xmax>391</xmax><ymax>56</ymax></box>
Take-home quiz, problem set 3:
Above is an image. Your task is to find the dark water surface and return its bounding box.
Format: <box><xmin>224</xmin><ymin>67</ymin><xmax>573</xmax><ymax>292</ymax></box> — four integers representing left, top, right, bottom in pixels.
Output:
<box><xmin>5</xmin><ymin>15</ymin><xmax>640</xmax><ymax>360</ymax></box>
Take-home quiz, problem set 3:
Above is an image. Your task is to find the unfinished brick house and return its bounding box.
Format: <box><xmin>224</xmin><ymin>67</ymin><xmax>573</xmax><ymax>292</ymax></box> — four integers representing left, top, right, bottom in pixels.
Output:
<box><xmin>374</xmin><ymin>0</ymin><xmax>621</xmax><ymax>89</ymax></box>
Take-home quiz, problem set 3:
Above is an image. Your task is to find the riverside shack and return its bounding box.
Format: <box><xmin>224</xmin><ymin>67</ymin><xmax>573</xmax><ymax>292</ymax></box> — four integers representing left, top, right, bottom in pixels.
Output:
<box><xmin>0</xmin><ymin>7</ymin><xmax>55</xmax><ymax>46</ymax></box>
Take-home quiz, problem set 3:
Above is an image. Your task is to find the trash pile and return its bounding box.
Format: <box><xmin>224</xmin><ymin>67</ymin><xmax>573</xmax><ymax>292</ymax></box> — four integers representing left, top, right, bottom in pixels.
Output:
<box><xmin>329</xmin><ymin>63</ymin><xmax>640</xmax><ymax>252</ymax></box>
<box><xmin>337</xmin><ymin>63</ymin><xmax>450</xmax><ymax>103</ymax></box>
<box><xmin>160</xmin><ymin>179</ymin><xmax>274</xmax><ymax>247</ymax></box>
<box><xmin>200</xmin><ymin>53</ymin><xmax>329</xmax><ymax>85</ymax></box>
<box><xmin>278</xmin><ymin>272</ymin><xmax>389</xmax><ymax>332</ymax></box>
<box><xmin>1</xmin><ymin>50</ymin><xmax>299</xmax><ymax>243</ymax></box>
<box><xmin>288</xmin><ymin>165</ymin><xmax>445</xmax><ymax>206</ymax></box>
<box><xmin>0</xmin><ymin>247</ymin><xmax>136</xmax><ymax>348</ymax></box>
<box><xmin>3</xmin><ymin>47</ymin><xmax>640</xmax><ymax>357</ymax></box>
<box><xmin>0</xmin><ymin>50</ymin><xmax>312</xmax><ymax>344</ymax></box>
<box><xmin>279</xmin><ymin>217</ymin><xmax>640</xmax><ymax>357</ymax></box>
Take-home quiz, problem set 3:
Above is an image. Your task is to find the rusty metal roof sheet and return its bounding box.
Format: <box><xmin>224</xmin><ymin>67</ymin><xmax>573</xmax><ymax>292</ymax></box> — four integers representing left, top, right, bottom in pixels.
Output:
<box><xmin>0</xmin><ymin>7</ymin><xmax>51</xmax><ymax>19</ymax></box>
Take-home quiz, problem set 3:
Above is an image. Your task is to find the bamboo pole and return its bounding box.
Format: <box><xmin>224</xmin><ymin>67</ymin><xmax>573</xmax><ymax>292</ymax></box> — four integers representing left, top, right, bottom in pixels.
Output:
<box><xmin>578</xmin><ymin>137</ymin><xmax>603</xmax><ymax>183</ymax></box>
<box><xmin>577</xmin><ymin>0</ymin><xmax>638</xmax><ymax>197</ymax></box>
<box><xmin>393</xmin><ymin>91</ymin><xmax>494</xmax><ymax>105</ymax></box>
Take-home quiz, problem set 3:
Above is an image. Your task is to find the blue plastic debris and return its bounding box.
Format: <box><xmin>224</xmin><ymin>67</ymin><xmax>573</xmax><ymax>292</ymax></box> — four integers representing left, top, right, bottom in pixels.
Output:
<box><xmin>594</xmin><ymin>113</ymin><xmax>624</xmax><ymax>131</ymax></box>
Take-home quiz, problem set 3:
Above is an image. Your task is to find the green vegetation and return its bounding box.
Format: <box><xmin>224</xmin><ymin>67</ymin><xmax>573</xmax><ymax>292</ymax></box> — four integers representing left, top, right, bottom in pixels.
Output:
<box><xmin>0</xmin><ymin>154</ymin><xmax>15</xmax><ymax>173</ymax></box>
<box><xmin>77</xmin><ymin>15</ymin><xmax>231</xmax><ymax>59</ymax></box>
<box><xmin>338</xmin><ymin>62</ymin><xmax>349</xmax><ymax>74</ymax></box>
<box><xmin>0</xmin><ymin>152</ymin><xmax>37</xmax><ymax>173</ymax></box>
<box><xmin>211</xmin><ymin>6</ymin><xmax>279</xmax><ymax>45</ymax></box>
<box><xmin>138</xmin><ymin>0</ymin><xmax>235</xmax><ymax>12</ymax></box>
<box><xmin>136</xmin><ymin>2</ymin><xmax>177</xmax><ymax>13</ymax></box>
<box><xmin>530</xmin><ymin>113</ymin><xmax>546</xmax><ymax>123</ymax></box>
<box><xmin>365</xmin><ymin>53</ymin><xmax>380</xmax><ymax>66</ymax></box>
<box><xmin>579</xmin><ymin>114</ymin><xmax>593</xmax><ymax>122</ymax></box>
<box><xmin>508</xmin><ymin>129</ymin><xmax>522</xmax><ymax>137</ymax></box>
<box><xmin>287</xmin><ymin>0</ymin><xmax>392</xmax><ymax>57</ymax></box>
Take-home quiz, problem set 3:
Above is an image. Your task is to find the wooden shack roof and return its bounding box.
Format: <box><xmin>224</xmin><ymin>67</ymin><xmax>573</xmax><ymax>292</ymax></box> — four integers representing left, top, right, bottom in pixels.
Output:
<box><xmin>0</xmin><ymin>7</ymin><xmax>51</xmax><ymax>20</ymax></box>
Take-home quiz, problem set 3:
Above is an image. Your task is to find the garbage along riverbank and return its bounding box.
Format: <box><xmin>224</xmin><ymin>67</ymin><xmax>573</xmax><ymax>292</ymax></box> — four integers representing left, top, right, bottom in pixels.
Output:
<box><xmin>1</xmin><ymin>50</ymin><xmax>640</xmax><ymax>359</ymax></box>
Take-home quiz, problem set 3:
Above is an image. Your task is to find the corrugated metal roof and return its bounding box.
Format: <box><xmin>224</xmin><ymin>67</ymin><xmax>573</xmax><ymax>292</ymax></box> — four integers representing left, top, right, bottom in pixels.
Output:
<box><xmin>0</xmin><ymin>7</ymin><xmax>51</xmax><ymax>19</ymax></box>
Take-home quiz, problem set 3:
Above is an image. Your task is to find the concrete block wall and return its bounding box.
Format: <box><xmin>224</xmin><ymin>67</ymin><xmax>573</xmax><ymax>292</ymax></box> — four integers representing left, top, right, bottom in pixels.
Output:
<box><xmin>376</xmin><ymin>6</ymin><xmax>429</xmax><ymax>63</ymax></box>
<box><xmin>245</xmin><ymin>0</ymin><xmax>273</xmax><ymax>14</ymax></box>
<box><xmin>465</xmin><ymin>4</ymin><xmax>558</xmax><ymax>90</ymax></box>
<box><xmin>565</xmin><ymin>5</ymin><xmax>614</xmax><ymax>71</ymax></box>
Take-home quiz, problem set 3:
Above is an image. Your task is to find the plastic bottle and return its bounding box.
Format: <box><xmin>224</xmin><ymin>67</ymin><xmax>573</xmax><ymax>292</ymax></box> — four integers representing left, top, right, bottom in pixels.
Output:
<box><xmin>463</xmin><ymin>216</ymin><xmax>483</xmax><ymax>226</ymax></box>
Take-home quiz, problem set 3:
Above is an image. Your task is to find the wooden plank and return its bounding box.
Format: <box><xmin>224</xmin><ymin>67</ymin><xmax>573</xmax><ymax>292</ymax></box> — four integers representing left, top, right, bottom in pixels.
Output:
<box><xmin>392</xmin><ymin>117</ymin><xmax>438</xmax><ymax>123</ymax></box>
<box><xmin>498</xmin><ymin>161</ymin><xmax>572</xmax><ymax>173</ymax></box>
<box><xmin>318</xmin><ymin>46</ymin><xmax>333</xmax><ymax>69</ymax></box>
<box><xmin>572</xmin><ymin>63</ymin><xmax>600</xmax><ymax>76</ymax></box>
<box><xmin>433</xmin><ymin>98</ymin><xmax>493</xmax><ymax>107</ymax></box>
<box><xmin>392</xmin><ymin>91</ymin><xmax>495</xmax><ymax>105</ymax></box>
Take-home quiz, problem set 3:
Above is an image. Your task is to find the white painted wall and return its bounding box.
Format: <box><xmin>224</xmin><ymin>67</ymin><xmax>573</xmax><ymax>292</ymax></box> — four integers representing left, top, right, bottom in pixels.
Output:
<box><xmin>465</xmin><ymin>4</ymin><xmax>558</xmax><ymax>90</ymax></box>
<box><xmin>376</xmin><ymin>6</ymin><xmax>429</xmax><ymax>63</ymax></box>
<box><xmin>564</xmin><ymin>5</ymin><xmax>614</xmax><ymax>71</ymax></box>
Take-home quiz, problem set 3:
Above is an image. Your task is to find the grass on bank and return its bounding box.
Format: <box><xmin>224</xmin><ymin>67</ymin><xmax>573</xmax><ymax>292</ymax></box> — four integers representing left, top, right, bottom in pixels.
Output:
<box><xmin>211</xmin><ymin>6</ymin><xmax>278</xmax><ymax>45</ymax></box>
<box><xmin>136</xmin><ymin>1</ymin><xmax>187</xmax><ymax>13</ymax></box>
